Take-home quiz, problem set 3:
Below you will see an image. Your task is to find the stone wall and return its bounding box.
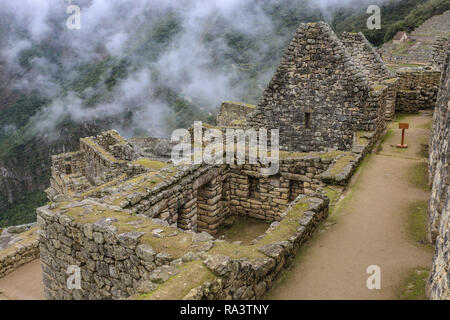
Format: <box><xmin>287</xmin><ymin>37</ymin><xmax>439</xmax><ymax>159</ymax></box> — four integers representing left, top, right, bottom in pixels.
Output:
<box><xmin>182</xmin><ymin>195</ymin><xmax>329</xmax><ymax>300</ymax></box>
<box><xmin>427</xmin><ymin>41</ymin><xmax>449</xmax><ymax>300</ymax></box>
<box><xmin>0</xmin><ymin>227</ymin><xmax>40</xmax><ymax>279</ymax></box>
<box><xmin>382</xmin><ymin>78</ymin><xmax>399</xmax><ymax>121</ymax></box>
<box><xmin>340</xmin><ymin>32</ymin><xmax>392</xmax><ymax>83</ymax></box>
<box><xmin>216</xmin><ymin>102</ymin><xmax>256</xmax><ymax>127</ymax></box>
<box><xmin>36</xmin><ymin>125</ymin><xmax>370</xmax><ymax>300</ymax></box>
<box><xmin>395</xmin><ymin>68</ymin><xmax>441</xmax><ymax>113</ymax></box>
<box><xmin>228</xmin><ymin>156</ymin><xmax>333</xmax><ymax>221</ymax></box>
<box><xmin>431</xmin><ymin>37</ymin><xmax>448</xmax><ymax>71</ymax></box>
<box><xmin>37</xmin><ymin>190</ymin><xmax>328</xmax><ymax>300</ymax></box>
<box><xmin>247</xmin><ymin>22</ymin><xmax>374</xmax><ymax>152</ymax></box>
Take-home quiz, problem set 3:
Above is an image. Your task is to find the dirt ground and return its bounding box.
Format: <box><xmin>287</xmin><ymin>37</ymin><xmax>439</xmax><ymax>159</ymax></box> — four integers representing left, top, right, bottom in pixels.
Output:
<box><xmin>266</xmin><ymin>112</ymin><xmax>434</xmax><ymax>300</ymax></box>
<box><xmin>0</xmin><ymin>259</ymin><xmax>45</xmax><ymax>300</ymax></box>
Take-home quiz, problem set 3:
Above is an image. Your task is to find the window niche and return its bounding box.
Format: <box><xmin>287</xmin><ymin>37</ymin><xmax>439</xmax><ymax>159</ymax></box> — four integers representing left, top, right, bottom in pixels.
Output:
<box><xmin>305</xmin><ymin>112</ymin><xmax>311</xmax><ymax>129</ymax></box>
<box><xmin>248</xmin><ymin>176</ymin><xmax>260</xmax><ymax>199</ymax></box>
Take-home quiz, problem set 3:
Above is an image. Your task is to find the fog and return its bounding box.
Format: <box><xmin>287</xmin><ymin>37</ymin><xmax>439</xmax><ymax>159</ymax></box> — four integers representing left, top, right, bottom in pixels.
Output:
<box><xmin>0</xmin><ymin>0</ymin><xmax>388</xmax><ymax>139</ymax></box>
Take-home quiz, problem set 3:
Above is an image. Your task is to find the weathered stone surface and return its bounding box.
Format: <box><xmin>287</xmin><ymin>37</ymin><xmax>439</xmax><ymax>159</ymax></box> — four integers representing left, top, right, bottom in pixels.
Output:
<box><xmin>117</xmin><ymin>232</ymin><xmax>144</xmax><ymax>248</ymax></box>
<box><xmin>136</xmin><ymin>244</ymin><xmax>155</xmax><ymax>262</ymax></box>
<box><xmin>149</xmin><ymin>265</ymin><xmax>179</xmax><ymax>284</ymax></box>
<box><xmin>427</xmin><ymin>40</ymin><xmax>449</xmax><ymax>301</ymax></box>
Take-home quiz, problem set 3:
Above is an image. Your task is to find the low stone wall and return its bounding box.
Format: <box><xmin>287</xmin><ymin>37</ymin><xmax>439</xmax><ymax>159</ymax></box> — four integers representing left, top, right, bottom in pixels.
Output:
<box><xmin>427</xmin><ymin>41</ymin><xmax>449</xmax><ymax>300</ymax></box>
<box><xmin>395</xmin><ymin>68</ymin><xmax>441</xmax><ymax>113</ymax></box>
<box><xmin>37</xmin><ymin>192</ymin><xmax>328</xmax><ymax>300</ymax></box>
<box><xmin>216</xmin><ymin>102</ymin><xmax>256</xmax><ymax>127</ymax></box>
<box><xmin>182</xmin><ymin>195</ymin><xmax>329</xmax><ymax>300</ymax></box>
<box><xmin>0</xmin><ymin>228</ymin><xmax>40</xmax><ymax>279</ymax></box>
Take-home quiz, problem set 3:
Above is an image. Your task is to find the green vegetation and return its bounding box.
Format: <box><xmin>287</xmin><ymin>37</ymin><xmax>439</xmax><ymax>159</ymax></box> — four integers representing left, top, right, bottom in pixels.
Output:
<box><xmin>333</xmin><ymin>0</ymin><xmax>450</xmax><ymax>46</ymax></box>
<box><xmin>328</xmin><ymin>155</ymin><xmax>356</xmax><ymax>176</ymax></box>
<box><xmin>377</xmin><ymin>129</ymin><xmax>394</xmax><ymax>153</ymax></box>
<box><xmin>398</xmin><ymin>268</ymin><xmax>430</xmax><ymax>300</ymax></box>
<box><xmin>323</xmin><ymin>186</ymin><xmax>341</xmax><ymax>214</ymax></box>
<box><xmin>407</xmin><ymin>201</ymin><xmax>431</xmax><ymax>245</ymax></box>
<box><xmin>137</xmin><ymin>260</ymin><xmax>215</xmax><ymax>300</ymax></box>
<box><xmin>409</xmin><ymin>161</ymin><xmax>430</xmax><ymax>191</ymax></box>
<box><xmin>0</xmin><ymin>191</ymin><xmax>47</xmax><ymax>227</ymax></box>
<box><xmin>133</xmin><ymin>159</ymin><xmax>169</xmax><ymax>170</ymax></box>
<box><xmin>216</xmin><ymin>216</ymin><xmax>270</xmax><ymax>245</ymax></box>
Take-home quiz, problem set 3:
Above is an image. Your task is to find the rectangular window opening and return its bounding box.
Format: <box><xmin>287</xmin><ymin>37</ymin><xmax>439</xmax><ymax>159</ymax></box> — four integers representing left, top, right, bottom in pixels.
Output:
<box><xmin>305</xmin><ymin>112</ymin><xmax>311</xmax><ymax>129</ymax></box>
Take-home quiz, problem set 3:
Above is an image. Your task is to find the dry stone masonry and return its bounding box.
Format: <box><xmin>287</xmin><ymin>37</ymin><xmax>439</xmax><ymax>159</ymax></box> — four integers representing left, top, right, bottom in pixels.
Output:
<box><xmin>216</xmin><ymin>102</ymin><xmax>256</xmax><ymax>127</ymax></box>
<box><xmin>34</xmin><ymin>21</ymin><xmax>447</xmax><ymax>300</ymax></box>
<box><xmin>0</xmin><ymin>224</ymin><xmax>39</xmax><ymax>279</ymax></box>
<box><xmin>427</xmin><ymin>40</ymin><xmax>449</xmax><ymax>300</ymax></box>
<box><xmin>395</xmin><ymin>67</ymin><xmax>442</xmax><ymax>113</ymax></box>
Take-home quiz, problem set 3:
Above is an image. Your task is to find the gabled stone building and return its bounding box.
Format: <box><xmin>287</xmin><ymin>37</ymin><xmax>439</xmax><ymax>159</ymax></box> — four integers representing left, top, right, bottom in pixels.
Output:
<box><xmin>247</xmin><ymin>22</ymin><xmax>389</xmax><ymax>152</ymax></box>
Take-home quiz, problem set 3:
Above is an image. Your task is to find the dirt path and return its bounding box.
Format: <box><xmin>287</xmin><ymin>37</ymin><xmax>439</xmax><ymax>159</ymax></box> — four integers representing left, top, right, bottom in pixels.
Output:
<box><xmin>267</xmin><ymin>112</ymin><xmax>434</xmax><ymax>300</ymax></box>
<box><xmin>0</xmin><ymin>259</ymin><xmax>45</xmax><ymax>300</ymax></box>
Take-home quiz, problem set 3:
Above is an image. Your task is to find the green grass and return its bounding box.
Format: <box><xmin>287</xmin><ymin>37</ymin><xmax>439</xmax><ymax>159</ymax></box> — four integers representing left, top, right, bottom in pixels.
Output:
<box><xmin>329</xmin><ymin>155</ymin><xmax>356</xmax><ymax>176</ymax></box>
<box><xmin>409</xmin><ymin>161</ymin><xmax>430</xmax><ymax>191</ymax></box>
<box><xmin>377</xmin><ymin>129</ymin><xmax>394</xmax><ymax>153</ymax></box>
<box><xmin>323</xmin><ymin>186</ymin><xmax>342</xmax><ymax>214</ymax></box>
<box><xmin>407</xmin><ymin>201</ymin><xmax>432</xmax><ymax>245</ymax></box>
<box><xmin>393</xmin><ymin>114</ymin><xmax>412</xmax><ymax>122</ymax></box>
<box><xmin>137</xmin><ymin>260</ymin><xmax>215</xmax><ymax>300</ymax></box>
<box><xmin>398</xmin><ymin>268</ymin><xmax>430</xmax><ymax>300</ymax></box>
<box><xmin>216</xmin><ymin>216</ymin><xmax>270</xmax><ymax>245</ymax></box>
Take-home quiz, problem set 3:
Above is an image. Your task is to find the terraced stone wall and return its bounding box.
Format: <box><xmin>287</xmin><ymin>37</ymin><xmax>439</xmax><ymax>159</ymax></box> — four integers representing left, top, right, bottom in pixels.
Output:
<box><xmin>395</xmin><ymin>68</ymin><xmax>442</xmax><ymax>113</ymax></box>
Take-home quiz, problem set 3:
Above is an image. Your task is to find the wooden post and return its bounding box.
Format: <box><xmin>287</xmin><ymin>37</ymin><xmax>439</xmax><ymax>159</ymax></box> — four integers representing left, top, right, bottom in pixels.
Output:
<box><xmin>397</xmin><ymin>123</ymin><xmax>409</xmax><ymax>148</ymax></box>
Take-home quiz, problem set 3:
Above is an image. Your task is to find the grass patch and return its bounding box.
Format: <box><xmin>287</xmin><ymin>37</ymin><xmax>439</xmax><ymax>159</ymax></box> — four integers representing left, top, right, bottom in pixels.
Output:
<box><xmin>216</xmin><ymin>216</ymin><xmax>270</xmax><ymax>245</ymax></box>
<box><xmin>407</xmin><ymin>201</ymin><xmax>432</xmax><ymax>246</ymax></box>
<box><xmin>355</xmin><ymin>131</ymin><xmax>370</xmax><ymax>146</ymax></box>
<box><xmin>257</xmin><ymin>202</ymin><xmax>307</xmax><ymax>246</ymax></box>
<box><xmin>223</xmin><ymin>101</ymin><xmax>256</xmax><ymax>109</ymax></box>
<box><xmin>408</xmin><ymin>162</ymin><xmax>430</xmax><ymax>191</ymax></box>
<box><xmin>209</xmin><ymin>242</ymin><xmax>264</xmax><ymax>260</ymax></box>
<box><xmin>278</xmin><ymin>150</ymin><xmax>351</xmax><ymax>160</ymax></box>
<box><xmin>393</xmin><ymin>114</ymin><xmax>411</xmax><ymax>122</ymax></box>
<box><xmin>133</xmin><ymin>159</ymin><xmax>169</xmax><ymax>170</ymax></box>
<box><xmin>323</xmin><ymin>186</ymin><xmax>341</xmax><ymax>214</ymax></box>
<box><xmin>398</xmin><ymin>268</ymin><xmax>430</xmax><ymax>300</ymax></box>
<box><xmin>63</xmin><ymin>204</ymin><xmax>197</xmax><ymax>258</ymax></box>
<box><xmin>137</xmin><ymin>260</ymin><xmax>215</xmax><ymax>300</ymax></box>
<box><xmin>420</xmin><ymin>120</ymin><xmax>432</xmax><ymax>130</ymax></box>
<box><xmin>377</xmin><ymin>129</ymin><xmax>394</xmax><ymax>153</ymax></box>
<box><xmin>328</xmin><ymin>155</ymin><xmax>356</xmax><ymax>176</ymax></box>
<box><xmin>0</xmin><ymin>227</ymin><xmax>38</xmax><ymax>258</ymax></box>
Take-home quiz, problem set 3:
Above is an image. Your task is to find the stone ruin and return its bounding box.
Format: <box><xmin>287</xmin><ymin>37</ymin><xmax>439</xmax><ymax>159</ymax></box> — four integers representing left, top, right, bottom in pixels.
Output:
<box><xmin>29</xmin><ymin>22</ymin><xmax>448</xmax><ymax>300</ymax></box>
<box><xmin>427</xmin><ymin>40</ymin><xmax>449</xmax><ymax>300</ymax></box>
<box><xmin>247</xmin><ymin>23</ymin><xmax>397</xmax><ymax>152</ymax></box>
